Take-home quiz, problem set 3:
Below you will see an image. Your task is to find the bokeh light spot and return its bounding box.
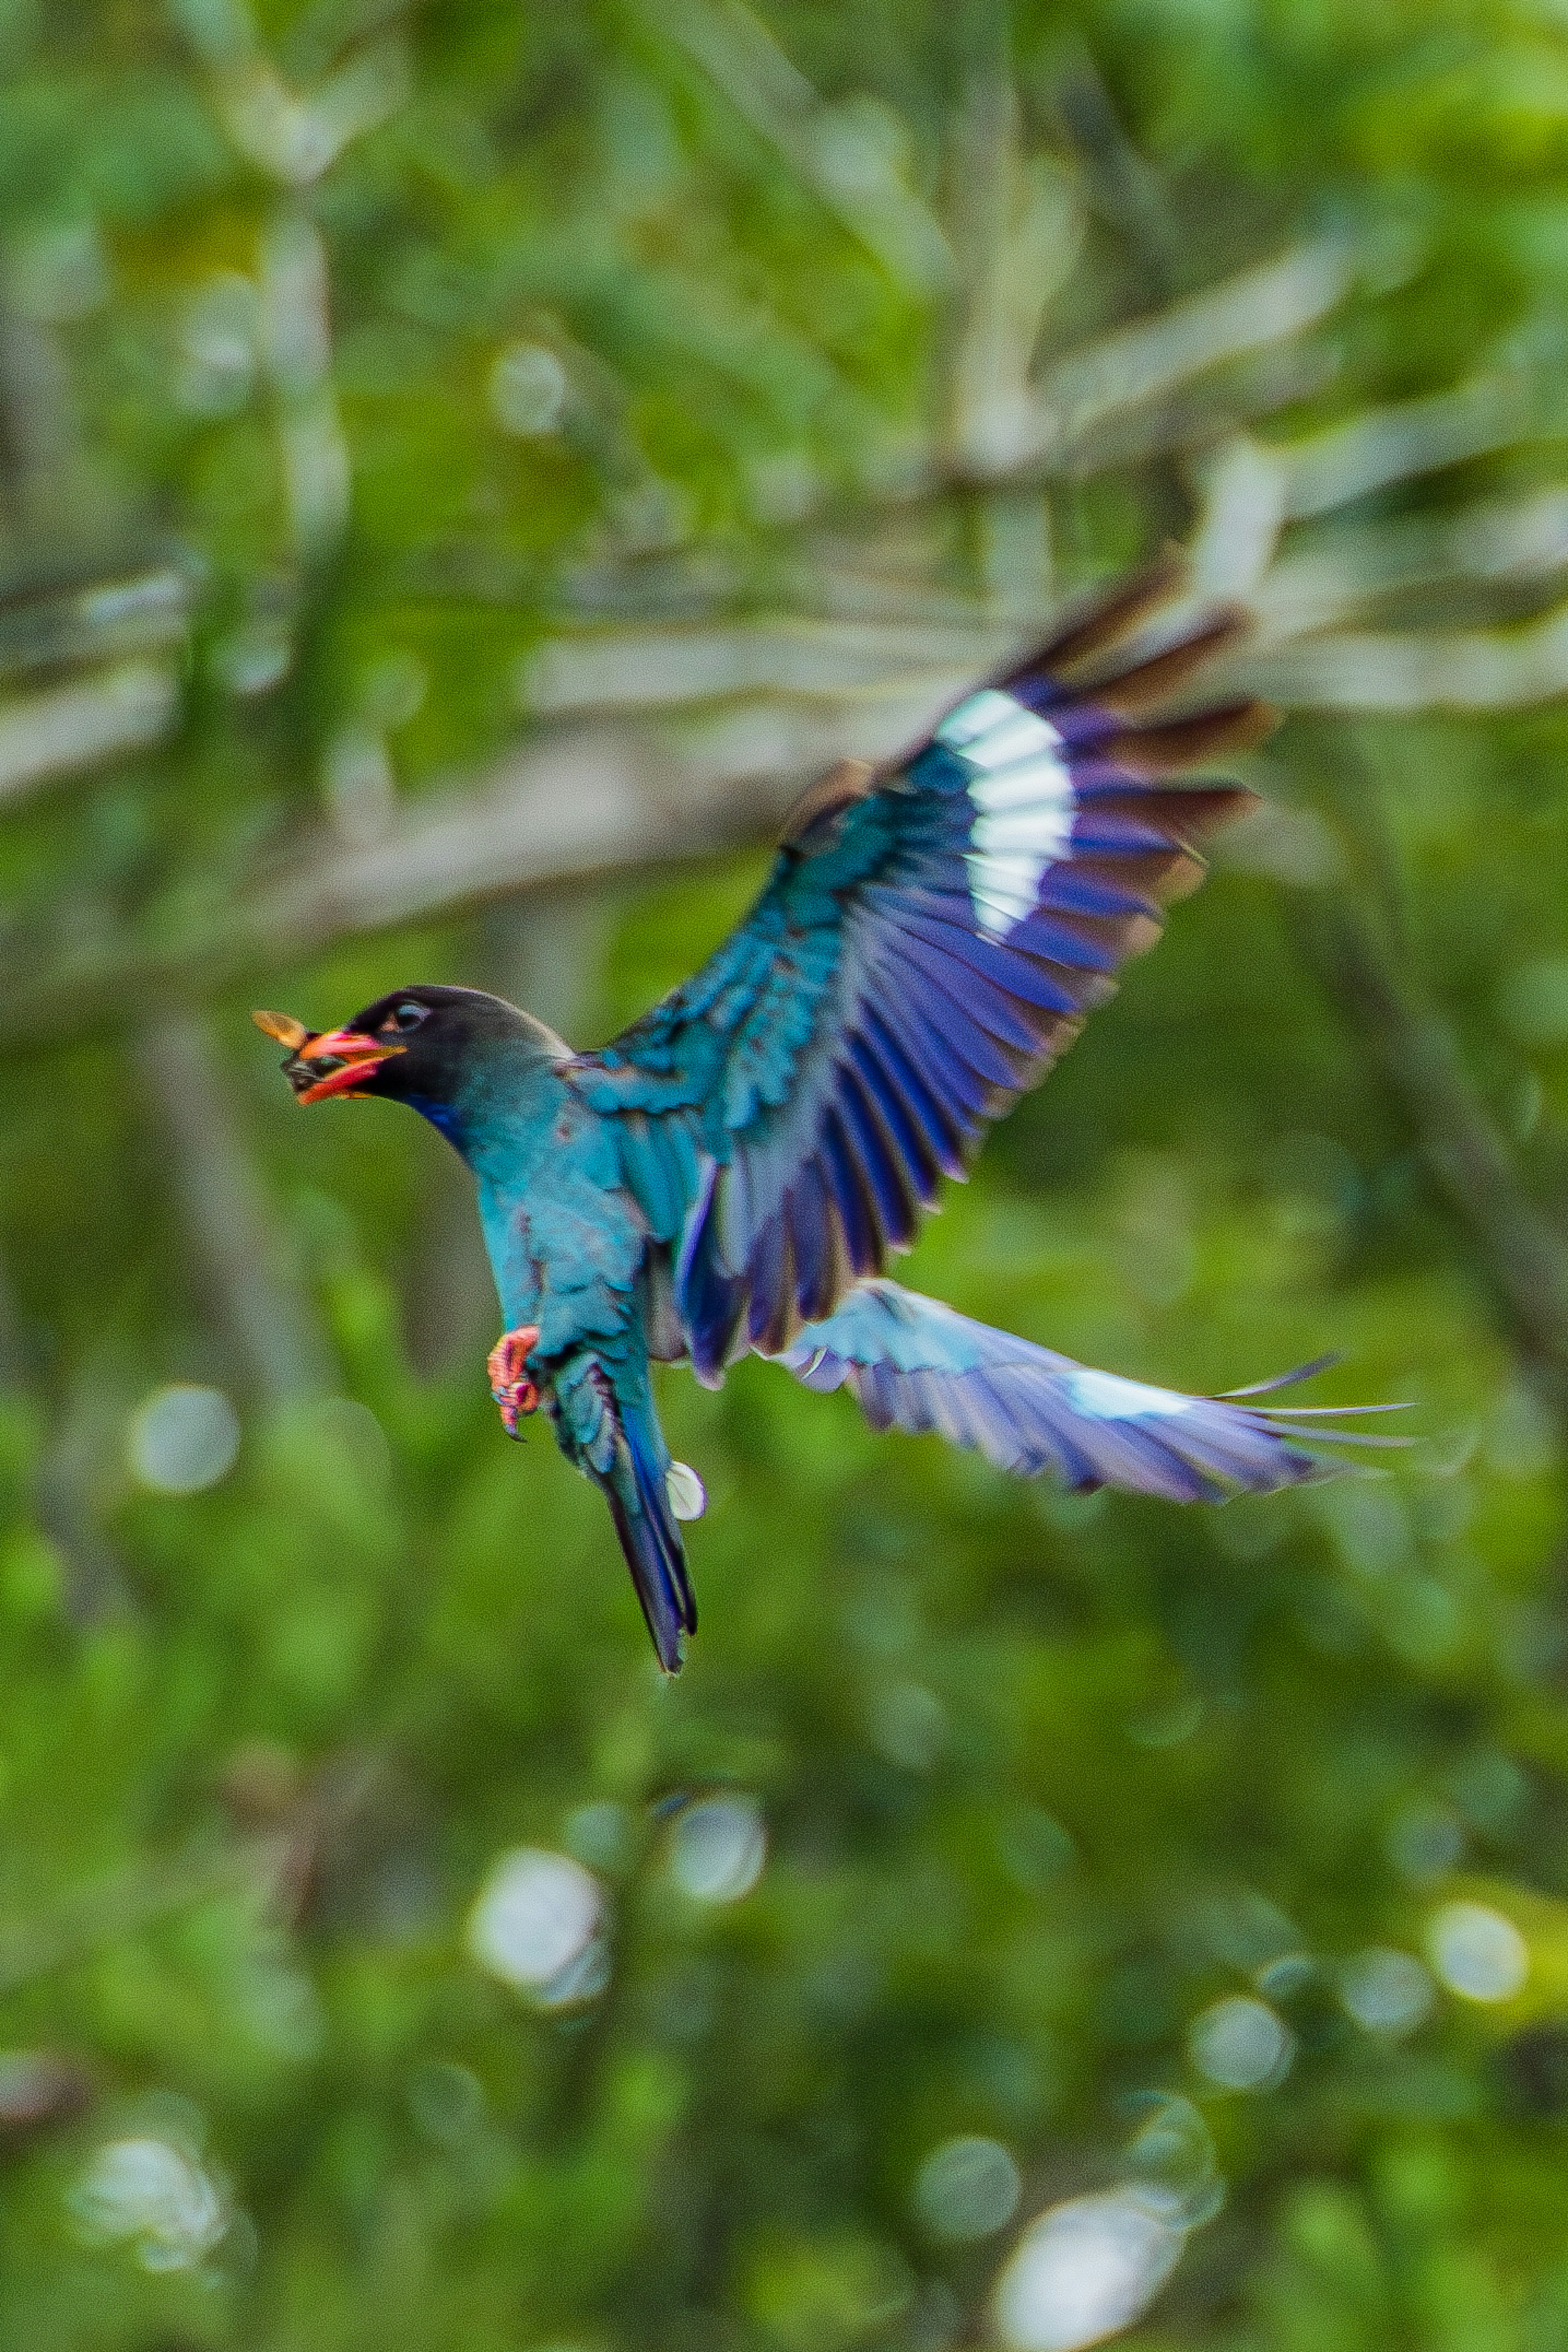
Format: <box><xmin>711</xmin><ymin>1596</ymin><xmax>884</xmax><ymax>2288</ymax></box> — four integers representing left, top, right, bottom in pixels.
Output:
<box><xmin>1187</xmin><ymin>1995</ymin><xmax>1293</xmax><ymax>2090</ymax></box>
<box><xmin>127</xmin><ymin>1385</ymin><xmax>240</xmax><ymax>1495</ymax></box>
<box><xmin>466</xmin><ymin>1848</ymin><xmax>601</xmax><ymax>1990</ymax></box>
<box><xmin>1387</xmin><ymin>1801</ymin><xmax>1466</xmax><ymax>1884</ymax></box>
<box><xmin>1124</xmin><ymin>2095</ymin><xmax>1223</xmax><ymax>2229</ymax></box>
<box><xmin>1340</xmin><ymin>1947</ymin><xmax>1434</xmax><ymax>2036</ymax></box>
<box><xmin>993</xmin><ymin>2189</ymin><xmax>1185</xmax><ymax>2352</ymax></box>
<box><xmin>1427</xmin><ymin>1902</ymin><xmax>1529</xmax><ymax>2002</ymax></box>
<box><xmin>489</xmin><ymin>341</ymin><xmax>568</xmax><ymax>435</ymax></box>
<box><xmin>867</xmin><ymin>1680</ymin><xmax>947</xmax><ymax>1772</ymax></box>
<box><xmin>537</xmin><ymin>1935</ymin><xmax>613</xmax><ymax>2010</ymax></box>
<box><xmin>913</xmin><ymin>2135</ymin><xmax>1021</xmax><ymax>2241</ymax></box>
<box><xmin>69</xmin><ymin>2137</ymin><xmax>229</xmax><ymax>2272</ymax></box>
<box><xmin>668</xmin><ymin>1797</ymin><xmax>766</xmax><ymax>1903</ymax></box>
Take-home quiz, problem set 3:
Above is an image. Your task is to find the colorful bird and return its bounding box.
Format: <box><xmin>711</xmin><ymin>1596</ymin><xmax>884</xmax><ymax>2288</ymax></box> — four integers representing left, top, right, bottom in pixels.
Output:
<box><xmin>256</xmin><ymin>562</ymin><xmax>1399</xmax><ymax>1670</ymax></box>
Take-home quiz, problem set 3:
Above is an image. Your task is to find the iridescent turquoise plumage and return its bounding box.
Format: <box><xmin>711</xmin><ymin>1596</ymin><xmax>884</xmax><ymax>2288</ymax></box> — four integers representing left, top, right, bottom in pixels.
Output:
<box><xmin>270</xmin><ymin>565</ymin><xmax>1403</xmax><ymax>1670</ymax></box>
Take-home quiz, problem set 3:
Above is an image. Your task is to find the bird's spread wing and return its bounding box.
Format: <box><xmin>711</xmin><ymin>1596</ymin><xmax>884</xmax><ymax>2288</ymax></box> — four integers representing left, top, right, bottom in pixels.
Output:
<box><xmin>780</xmin><ymin>1281</ymin><xmax>1410</xmax><ymax>1503</ymax></box>
<box><xmin>570</xmin><ymin>562</ymin><xmax>1271</xmax><ymax>1382</ymax></box>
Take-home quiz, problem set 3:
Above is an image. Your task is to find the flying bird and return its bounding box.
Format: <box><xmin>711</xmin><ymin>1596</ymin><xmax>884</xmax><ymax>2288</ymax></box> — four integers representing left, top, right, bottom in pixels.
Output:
<box><xmin>256</xmin><ymin>563</ymin><xmax>1398</xmax><ymax>1670</ymax></box>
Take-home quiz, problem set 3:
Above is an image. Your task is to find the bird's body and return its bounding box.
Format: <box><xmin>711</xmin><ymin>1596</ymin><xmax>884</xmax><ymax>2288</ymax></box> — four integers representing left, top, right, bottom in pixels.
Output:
<box><xmin>259</xmin><ymin>562</ymin><xmax>1401</xmax><ymax>1668</ymax></box>
<box><xmin>459</xmin><ymin>1038</ymin><xmax>700</xmax><ymax>1651</ymax></box>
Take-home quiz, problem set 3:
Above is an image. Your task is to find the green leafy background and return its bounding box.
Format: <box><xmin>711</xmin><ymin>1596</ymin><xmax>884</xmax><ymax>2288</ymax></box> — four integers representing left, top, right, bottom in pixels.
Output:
<box><xmin>7</xmin><ymin>2</ymin><xmax>1568</xmax><ymax>2348</ymax></box>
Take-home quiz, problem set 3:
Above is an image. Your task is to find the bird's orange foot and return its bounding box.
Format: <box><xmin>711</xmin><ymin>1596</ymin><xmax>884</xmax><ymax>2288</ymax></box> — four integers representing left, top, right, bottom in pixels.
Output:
<box><xmin>488</xmin><ymin>1324</ymin><xmax>541</xmax><ymax>1437</ymax></box>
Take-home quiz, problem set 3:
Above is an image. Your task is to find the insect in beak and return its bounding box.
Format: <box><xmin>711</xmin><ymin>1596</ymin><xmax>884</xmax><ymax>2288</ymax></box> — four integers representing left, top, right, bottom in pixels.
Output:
<box><xmin>252</xmin><ymin>1010</ymin><xmax>403</xmax><ymax>1103</ymax></box>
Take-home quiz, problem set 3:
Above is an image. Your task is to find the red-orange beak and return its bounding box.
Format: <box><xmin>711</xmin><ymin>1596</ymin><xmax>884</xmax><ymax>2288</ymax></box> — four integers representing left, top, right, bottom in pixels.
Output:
<box><xmin>287</xmin><ymin>1025</ymin><xmax>403</xmax><ymax>1104</ymax></box>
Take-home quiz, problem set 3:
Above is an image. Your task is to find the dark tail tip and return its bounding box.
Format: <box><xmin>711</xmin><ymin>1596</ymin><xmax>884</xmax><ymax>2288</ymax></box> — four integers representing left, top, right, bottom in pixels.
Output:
<box><xmin>606</xmin><ymin>1429</ymin><xmax>697</xmax><ymax>1674</ymax></box>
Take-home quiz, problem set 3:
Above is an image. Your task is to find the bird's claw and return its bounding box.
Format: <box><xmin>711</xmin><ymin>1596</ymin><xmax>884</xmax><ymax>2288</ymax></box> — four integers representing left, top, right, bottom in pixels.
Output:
<box><xmin>488</xmin><ymin>1324</ymin><xmax>541</xmax><ymax>1437</ymax></box>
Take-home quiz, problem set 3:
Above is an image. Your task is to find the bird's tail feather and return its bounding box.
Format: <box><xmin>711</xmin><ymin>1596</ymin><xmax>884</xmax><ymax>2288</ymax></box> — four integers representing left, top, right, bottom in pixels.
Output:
<box><xmin>777</xmin><ymin>1280</ymin><xmax>1408</xmax><ymax>1505</ymax></box>
<box><xmin>603</xmin><ymin>1396</ymin><xmax>697</xmax><ymax>1673</ymax></box>
<box><xmin>551</xmin><ymin>1353</ymin><xmax>697</xmax><ymax>1672</ymax></box>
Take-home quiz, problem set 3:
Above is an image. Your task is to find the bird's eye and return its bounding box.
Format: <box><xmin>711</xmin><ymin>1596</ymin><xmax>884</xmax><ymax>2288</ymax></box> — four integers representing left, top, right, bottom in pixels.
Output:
<box><xmin>385</xmin><ymin>1002</ymin><xmax>428</xmax><ymax>1033</ymax></box>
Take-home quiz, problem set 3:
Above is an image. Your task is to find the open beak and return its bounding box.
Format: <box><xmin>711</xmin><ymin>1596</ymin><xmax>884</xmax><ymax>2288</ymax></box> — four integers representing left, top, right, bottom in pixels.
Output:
<box><xmin>290</xmin><ymin>1026</ymin><xmax>405</xmax><ymax>1103</ymax></box>
<box><xmin>252</xmin><ymin>1011</ymin><xmax>403</xmax><ymax>1103</ymax></box>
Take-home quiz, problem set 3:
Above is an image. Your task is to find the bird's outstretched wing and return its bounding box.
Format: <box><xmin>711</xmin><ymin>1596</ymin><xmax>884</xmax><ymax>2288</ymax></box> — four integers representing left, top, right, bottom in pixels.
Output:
<box><xmin>570</xmin><ymin>562</ymin><xmax>1271</xmax><ymax>1383</ymax></box>
<box><xmin>779</xmin><ymin>1280</ymin><xmax>1409</xmax><ymax>1503</ymax></box>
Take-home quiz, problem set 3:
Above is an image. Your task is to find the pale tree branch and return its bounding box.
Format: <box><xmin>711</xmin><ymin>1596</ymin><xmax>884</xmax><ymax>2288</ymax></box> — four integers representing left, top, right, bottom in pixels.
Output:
<box><xmin>651</xmin><ymin>0</ymin><xmax>952</xmax><ymax>291</ymax></box>
<box><xmin>1284</xmin><ymin>722</ymin><xmax>1568</xmax><ymax>1417</ymax></box>
<box><xmin>1309</xmin><ymin>899</ymin><xmax>1568</xmax><ymax>1389</ymax></box>
<box><xmin>135</xmin><ymin>1011</ymin><xmax>334</xmax><ymax>1403</ymax></box>
<box><xmin>9</xmin><ymin>693</ymin><xmax>953</xmax><ymax>1048</ymax></box>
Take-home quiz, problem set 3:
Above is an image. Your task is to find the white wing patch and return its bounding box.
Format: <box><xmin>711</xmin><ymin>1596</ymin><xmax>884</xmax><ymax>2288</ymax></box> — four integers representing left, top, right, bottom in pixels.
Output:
<box><xmin>1067</xmin><ymin>1367</ymin><xmax>1196</xmax><ymax>1422</ymax></box>
<box><xmin>934</xmin><ymin>688</ymin><xmax>1075</xmax><ymax>938</ymax></box>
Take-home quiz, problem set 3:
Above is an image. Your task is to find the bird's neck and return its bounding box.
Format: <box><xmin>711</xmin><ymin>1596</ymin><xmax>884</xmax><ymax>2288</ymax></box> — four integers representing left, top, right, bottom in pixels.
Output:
<box><xmin>413</xmin><ymin>1041</ymin><xmax>567</xmax><ymax>1175</ymax></box>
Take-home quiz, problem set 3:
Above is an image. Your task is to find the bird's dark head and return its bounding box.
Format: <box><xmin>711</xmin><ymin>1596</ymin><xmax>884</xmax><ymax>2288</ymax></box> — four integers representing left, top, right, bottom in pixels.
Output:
<box><xmin>254</xmin><ymin>985</ymin><xmax>565</xmax><ymax>1142</ymax></box>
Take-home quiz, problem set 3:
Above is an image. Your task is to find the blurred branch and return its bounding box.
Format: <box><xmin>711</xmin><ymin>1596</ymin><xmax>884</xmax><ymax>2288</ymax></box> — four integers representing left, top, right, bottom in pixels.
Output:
<box><xmin>135</xmin><ymin>1011</ymin><xmax>333</xmax><ymax>1402</ymax></box>
<box><xmin>18</xmin><ymin>532</ymin><xmax>1568</xmax><ymax>1043</ymax></box>
<box><xmin>0</xmin><ymin>567</ymin><xmax>190</xmax><ymax>682</ymax></box>
<box><xmin>523</xmin><ymin>613</ymin><xmax>1006</xmax><ymax>716</ymax></box>
<box><xmin>258</xmin><ymin>207</ymin><xmax>350</xmax><ymax>563</ymax></box>
<box><xmin>0</xmin><ymin>1835</ymin><xmax>266</xmax><ymax>2000</ymax></box>
<box><xmin>1055</xmin><ymin>54</ymin><xmax>1182</xmax><ymax>305</ymax></box>
<box><xmin>171</xmin><ymin>0</ymin><xmax>410</xmax><ymax>187</ymax></box>
<box><xmin>0</xmin><ymin>662</ymin><xmax>179</xmax><ymax>804</ymax></box>
<box><xmin>1050</xmin><ymin>336</ymin><xmax>1340</xmax><ymax>483</ymax></box>
<box><xmin>1238</xmin><ymin>597</ymin><xmax>1568</xmax><ymax>708</ymax></box>
<box><xmin>1189</xmin><ymin>436</ymin><xmax>1289</xmax><ymax>596</ymax></box>
<box><xmin>1051</xmin><ymin>48</ymin><xmax>1187</xmax><ymax>542</ymax></box>
<box><xmin>0</xmin><ymin>89</ymin><xmax>1561</xmax><ymax>1098</ymax></box>
<box><xmin>656</xmin><ymin>0</ymin><xmax>951</xmax><ymax>288</ymax></box>
<box><xmin>0</xmin><ymin>236</ymin><xmax>1492</xmax><ymax>820</ymax></box>
<box><xmin>1189</xmin><ymin>377</ymin><xmax>1550</xmax><ymax>604</ymax></box>
<box><xmin>1285</xmin><ymin>720</ymin><xmax>1568</xmax><ymax>1411</ymax></box>
<box><xmin>1248</xmin><ymin>488</ymin><xmax>1568</xmax><ymax>638</ymax></box>
<box><xmin>941</xmin><ymin>69</ymin><xmax>1083</xmax><ymax>483</ymax></box>
<box><xmin>1006</xmin><ymin>241</ymin><xmax>1356</xmax><ymax>481</ymax></box>
<box><xmin>1298</xmin><ymin>887</ymin><xmax>1568</xmax><ymax>1405</ymax></box>
<box><xmin>9</xmin><ymin>695</ymin><xmax>951</xmax><ymax>1046</ymax></box>
<box><xmin>1277</xmin><ymin>377</ymin><xmax>1533</xmax><ymax>519</ymax></box>
<box><xmin>509</xmin><ymin>465</ymin><xmax>1568</xmax><ymax>727</ymax></box>
<box><xmin>248</xmin><ymin>710</ymin><xmax>848</xmax><ymax>938</ymax></box>
<box><xmin>1087</xmin><ymin>120</ymin><xmax>1568</xmax><ymax>1420</ymax></box>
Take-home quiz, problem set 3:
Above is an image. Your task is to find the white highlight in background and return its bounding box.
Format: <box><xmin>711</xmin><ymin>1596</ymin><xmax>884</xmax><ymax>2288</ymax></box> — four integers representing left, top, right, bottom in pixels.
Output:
<box><xmin>913</xmin><ymin>2136</ymin><xmax>1021</xmax><ymax>2241</ymax></box>
<box><xmin>1187</xmin><ymin>1995</ymin><xmax>1294</xmax><ymax>2090</ymax></box>
<box><xmin>1339</xmin><ymin>1947</ymin><xmax>1434</xmax><ymax>2036</ymax></box>
<box><xmin>69</xmin><ymin>2137</ymin><xmax>229</xmax><ymax>2272</ymax></box>
<box><xmin>489</xmin><ymin>342</ymin><xmax>568</xmax><ymax>437</ymax></box>
<box><xmin>1427</xmin><ymin>1902</ymin><xmax>1529</xmax><ymax>2002</ymax></box>
<box><xmin>127</xmin><ymin>1385</ymin><xmax>240</xmax><ymax>1495</ymax></box>
<box><xmin>466</xmin><ymin>1848</ymin><xmax>601</xmax><ymax>1990</ymax></box>
<box><xmin>994</xmin><ymin>2188</ymin><xmax>1186</xmax><ymax>2352</ymax></box>
<box><xmin>668</xmin><ymin>1798</ymin><xmax>767</xmax><ymax>1904</ymax></box>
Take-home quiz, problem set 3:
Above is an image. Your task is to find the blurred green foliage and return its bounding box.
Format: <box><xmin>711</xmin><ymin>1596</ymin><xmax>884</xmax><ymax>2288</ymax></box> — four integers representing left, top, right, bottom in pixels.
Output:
<box><xmin>8</xmin><ymin>3</ymin><xmax>1568</xmax><ymax>2350</ymax></box>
